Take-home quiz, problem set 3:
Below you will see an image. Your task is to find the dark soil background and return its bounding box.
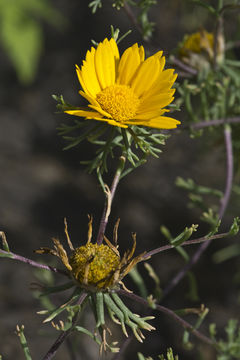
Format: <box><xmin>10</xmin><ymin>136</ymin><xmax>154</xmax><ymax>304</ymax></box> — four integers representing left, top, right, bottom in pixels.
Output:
<box><xmin>0</xmin><ymin>1</ymin><xmax>239</xmax><ymax>359</ymax></box>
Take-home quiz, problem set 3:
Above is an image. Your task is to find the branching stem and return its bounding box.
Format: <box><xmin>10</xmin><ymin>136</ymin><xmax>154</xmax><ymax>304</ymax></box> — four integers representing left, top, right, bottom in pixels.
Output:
<box><xmin>41</xmin><ymin>292</ymin><xmax>88</xmax><ymax>360</ymax></box>
<box><xmin>163</xmin><ymin>125</ymin><xmax>233</xmax><ymax>298</ymax></box>
<box><xmin>97</xmin><ymin>156</ymin><xmax>126</xmax><ymax>245</ymax></box>
<box><xmin>0</xmin><ymin>249</ymin><xmax>68</xmax><ymax>276</ymax></box>
<box><xmin>143</xmin><ymin>232</ymin><xmax>229</xmax><ymax>259</ymax></box>
<box><xmin>183</xmin><ymin>116</ymin><xmax>240</xmax><ymax>130</ymax></box>
<box><xmin>118</xmin><ymin>289</ymin><xmax>215</xmax><ymax>347</ymax></box>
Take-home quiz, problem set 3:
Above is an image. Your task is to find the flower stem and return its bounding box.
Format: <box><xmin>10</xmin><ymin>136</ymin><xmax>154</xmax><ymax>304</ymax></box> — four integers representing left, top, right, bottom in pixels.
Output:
<box><xmin>162</xmin><ymin>125</ymin><xmax>233</xmax><ymax>298</ymax></box>
<box><xmin>123</xmin><ymin>2</ymin><xmax>142</xmax><ymax>36</ymax></box>
<box><xmin>171</xmin><ymin>57</ymin><xmax>198</xmax><ymax>76</ymax></box>
<box><xmin>0</xmin><ymin>249</ymin><xmax>68</xmax><ymax>276</ymax></box>
<box><xmin>41</xmin><ymin>292</ymin><xmax>88</xmax><ymax>360</ymax></box>
<box><xmin>143</xmin><ymin>232</ymin><xmax>229</xmax><ymax>259</ymax></box>
<box><xmin>97</xmin><ymin>156</ymin><xmax>126</xmax><ymax>245</ymax></box>
<box><xmin>219</xmin><ymin>125</ymin><xmax>233</xmax><ymax>219</ymax></box>
<box><xmin>182</xmin><ymin>116</ymin><xmax>240</xmax><ymax>130</ymax></box>
<box><xmin>118</xmin><ymin>289</ymin><xmax>215</xmax><ymax>347</ymax></box>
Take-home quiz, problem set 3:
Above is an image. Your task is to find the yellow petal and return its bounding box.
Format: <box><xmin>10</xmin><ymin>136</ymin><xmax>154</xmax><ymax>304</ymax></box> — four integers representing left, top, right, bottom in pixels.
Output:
<box><xmin>89</xmin><ymin>104</ymin><xmax>112</xmax><ymax>118</ymax></box>
<box><xmin>80</xmin><ymin>48</ymin><xmax>101</xmax><ymax>97</ymax></box>
<box><xmin>86</xmin><ymin>116</ymin><xmax>128</xmax><ymax>128</ymax></box>
<box><xmin>133</xmin><ymin>109</ymin><xmax>166</xmax><ymax>120</ymax></box>
<box><xmin>109</xmin><ymin>38</ymin><xmax>120</xmax><ymax>61</ymax></box>
<box><xmin>117</xmin><ymin>43</ymin><xmax>144</xmax><ymax>85</ymax></box>
<box><xmin>79</xmin><ymin>90</ymin><xmax>99</xmax><ymax>107</ymax></box>
<box><xmin>130</xmin><ymin>55</ymin><xmax>160</xmax><ymax>97</ymax></box>
<box><xmin>126</xmin><ymin>116</ymin><xmax>181</xmax><ymax>129</ymax></box>
<box><xmin>65</xmin><ymin>109</ymin><xmax>102</xmax><ymax>118</ymax></box>
<box><xmin>95</xmin><ymin>38</ymin><xmax>118</xmax><ymax>89</ymax></box>
<box><xmin>138</xmin><ymin>91</ymin><xmax>175</xmax><ymax>113</ymax></box>
<box><xmin>141</xmin><ymin>72</ymin><xmax>177</xmax><ymax>101</ymax></box>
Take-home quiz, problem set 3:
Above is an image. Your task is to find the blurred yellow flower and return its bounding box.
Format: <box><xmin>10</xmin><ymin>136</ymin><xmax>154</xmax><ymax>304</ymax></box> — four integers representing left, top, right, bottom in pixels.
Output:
<box><xmin>65</xmin><ymin>38</ymin><xmax>180</xmax><ymax>130</ymax></box>
<box><xmin>179</xmin><ymin>30</ymin><xmax>214</xmax><ymax>59</ymax></box>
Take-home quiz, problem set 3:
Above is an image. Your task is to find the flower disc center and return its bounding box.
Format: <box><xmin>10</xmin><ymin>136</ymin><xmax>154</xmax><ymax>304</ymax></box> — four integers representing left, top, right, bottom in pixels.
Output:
<box><xmin>96</xmin><ymin>84</ymin><xmax>140</xmax><ymax>122</ymax></box>
<box><xmin>69</xmin><ymin>243</ymin><xmax>120</xmax><ymax>289</ymax></box>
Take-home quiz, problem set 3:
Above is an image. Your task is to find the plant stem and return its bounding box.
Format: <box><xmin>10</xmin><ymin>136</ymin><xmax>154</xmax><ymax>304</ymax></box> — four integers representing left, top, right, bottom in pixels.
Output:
<box><xmin>41</xmin><ymin>292</ymin><xmax>88</xmax><ymax>360</ymax></box>
<box><xmin>162</xmin><ymin>125</ymin><xmax>233</xmax><ymax>298</ymax></box>
<box><xmin>113</xmin><ymin>336</ymin><xmax>133</xmax><ymax>360</ymax></box>
<box><xmin>97</xmin><ymin>156</ymin><xmax>126</xmax><ymax>245</ymax></box>
<box><xmin>219</xmin><ymin>125</ymin><xmax>233</xmax><ymax>219</ymax></box>
<box><xmin>123</xmin><ymin>1</ymin><xmax>142</xmax><ymax>36</ymax></box>
<box><xmin>0</xmin><ymin>249</ymin><xmax>68</xmax><ymax>276</ymax></box>
<box><xmin>171</xmin><ymin>57</ymin><xmax>198</xmax><ymax>76</ymax></box>
<box><xmin>143</xmin><ymin>232</ymin><xmax>229</xmax><ymax>259</ymax></box>
<box><xmin>182</xmin><ymin>116</ymin><xmax>240</xmax><ymax>130</ymax></box>
<box><xmin>118</xmin><ymin>289</ymin><xmax>215</xmax><ymax>347</ymax></box>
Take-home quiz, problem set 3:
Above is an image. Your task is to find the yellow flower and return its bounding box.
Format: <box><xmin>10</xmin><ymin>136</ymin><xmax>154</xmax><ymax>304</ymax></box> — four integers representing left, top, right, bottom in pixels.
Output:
<box><xmin>35</xmin><ymin>217</ymin><xmax>147</xmax><ymax>292</ymax></box>
<box><xmin>65</xmin><ymin>38</ymin><xmax>180</xmax><ymax>130</ymax></box>
<box><xmin>179</xmin><ymin>30</ymin><xmax>214</xmax><ymax>59</ymax></box>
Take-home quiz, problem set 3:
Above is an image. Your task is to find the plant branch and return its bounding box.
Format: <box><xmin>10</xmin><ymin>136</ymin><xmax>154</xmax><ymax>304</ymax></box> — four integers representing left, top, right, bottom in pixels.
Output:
<box><xmin>97</xmin><ymin>156</ymin><xmax>125</xmax><ymax>245</ymax></box>
<box><xmin>123</xmin><ymin>1</ymin><xmax>143</xmax><ymax>36</ymax></box>
<box><xmin>183</xmin><ymin>116</ymin><xmax>240</xmax><ymax>130</ymax></box>
<box><xmin>219</xmin><ymin>125</ymin><xmax>233</xmax><ymax>219</ymax></box>
<box><xmin>171</xmin><ymin>57</ymin><xmax>198</xmax><ymax>76</ymax></box>
<box><xmin>143</xmin><ymin>232</ymin><xmax>229</xmax><ymax>259</ymax></box>
<box><xmin>163</xmin><ymin>125</ymin><xmax>233</xmax><ymax>298</ymax></box>
<box><xmin>0</xmin><ymin>249</ymin><xmax>68</xmax><ymax>276</ymax></box>
<box><xmin>42</xmin><ymin>292</ymin><xmax>88</xmax><ymax>360</ymax></box>
<box><xmin>118</xmin><ymin>289</ymin><xmax>215</xmax><ymax>347</ymax></box>
<box><xmin>113</xmin><ymin>336</ymin><xmax>133</xmax><ymax>360</ymax></box>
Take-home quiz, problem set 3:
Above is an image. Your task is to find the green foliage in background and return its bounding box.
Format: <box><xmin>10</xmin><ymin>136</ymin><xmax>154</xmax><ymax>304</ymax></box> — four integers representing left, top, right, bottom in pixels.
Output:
<box><xmin>0</xmin><ymin>0</ymin><xmax>65</xmax><ymax>84</ymax></box>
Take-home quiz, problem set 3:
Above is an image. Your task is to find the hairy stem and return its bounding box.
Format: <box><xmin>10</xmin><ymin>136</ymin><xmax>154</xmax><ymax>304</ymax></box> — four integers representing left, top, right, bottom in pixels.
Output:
<box><xmin>163</xmin><ymin>125</ymin><xmax>233</xmax><ymax>298</ymax></box>
<box><xmin>97</xmin><ymin>156</ymin><xmax>125</xmax><ymax>245</ymax></box>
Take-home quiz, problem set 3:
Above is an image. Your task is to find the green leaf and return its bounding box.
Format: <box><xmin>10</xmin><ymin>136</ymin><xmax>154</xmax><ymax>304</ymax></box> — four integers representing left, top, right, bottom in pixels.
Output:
<box><xmin>89</xmin><ymin>0</ymin><xmax>102</xmax><ymax>13</ymax></box>
<box><xmin>0</xmin><ymin>4</ymin><xmax>43</xmax><ymax>84</ymax></box>
<box><xmin>129</xmin><ymin>265</ymin><xmax>148</xmax><ymax>299</ymax></box>
<box><xmin>228</xmin><ymin>217</ymin><xmax>240</xmax><ymax>236</ymax></box>
<box><xmin>0</xmin><ymin>0</ymin><xmax>65</xmax><ymax>84</ymax></box>
<box><xmin>171</xmin><ymin>224</ymin><xmax>198</xmax><ymax>247</ymax></box>
<box><xmin>16</xmin><ymin>325</ymin><xmax>32</xmax><ymax>360</ymax></box>
<box><xmin>0</xmin><ymin>232</ymin><xmax>10</xmax><ymax>252</ymax></box>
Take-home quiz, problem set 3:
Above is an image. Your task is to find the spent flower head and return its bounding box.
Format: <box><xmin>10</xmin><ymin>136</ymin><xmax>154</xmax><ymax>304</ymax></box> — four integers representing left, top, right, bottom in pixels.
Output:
<box><xmin>65</xmin><ymin>37</ymin><xmax>180</xmax><ymax>130</ymax></box>
<box><xmin>35</xmin><ymin>217</ymin><xmax>148</xmax><ymax>292</ymax></box>
<box><xmin>35</xmin><ymin>217</ymin><xmax>155</xmax><ymax>349</ymax></box>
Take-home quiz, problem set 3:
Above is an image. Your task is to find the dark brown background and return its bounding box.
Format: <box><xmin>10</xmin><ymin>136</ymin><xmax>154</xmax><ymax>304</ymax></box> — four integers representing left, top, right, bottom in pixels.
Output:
<box><xmin>0</xmin><ymin>1</ymin><xmax>239</xmax><ymax>359</ymax></box>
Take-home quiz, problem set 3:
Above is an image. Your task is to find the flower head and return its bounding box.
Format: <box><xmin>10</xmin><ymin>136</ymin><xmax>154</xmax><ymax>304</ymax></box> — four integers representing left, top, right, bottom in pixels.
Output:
<box><xmin>36</xmin><ymin>217</ymin><xmax>147</xmax><ymax>292</ymax></box>
<box><xmin>178</xmin><ymin>30</ymin><xmax>224</xmax><ymax>70</ymax></box>
<box><xmin>65</xmin><ymin>38</ymin><xmax>180</xmax><ymax>130</ymax></box>
<box><xmin>179</xmin><ymin>30</ymin><xmax>214</xmax><ymax>59</ymax></box>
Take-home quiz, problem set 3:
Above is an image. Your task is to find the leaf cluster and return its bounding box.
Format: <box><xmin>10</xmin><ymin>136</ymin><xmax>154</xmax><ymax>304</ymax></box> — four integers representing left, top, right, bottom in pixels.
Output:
<box><xmin>210</xmin><ymin>319</ymin><xmax>240</xmax><ymax>360</ymax></box>
<box><xmin>89</xmin><ymin>0</ymin><xmax>157</xmax><ymax>39</ymax></box>
<box><xmin>54</xmin><ymin>94</ymin><xmax>169</xmax><ymax>179</ymax></box>
<box><xmin>138</xmin><ymin>347</ymin><xmax>179</xmax><ymax>360</ymax></box>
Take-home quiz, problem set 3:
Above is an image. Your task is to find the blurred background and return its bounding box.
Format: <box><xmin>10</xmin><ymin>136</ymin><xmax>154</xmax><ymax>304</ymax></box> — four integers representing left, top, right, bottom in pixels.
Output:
<box><xmin>0</xmin><ymin>0</ymin><xmax>240</xmax><ymax>359</ymax></box>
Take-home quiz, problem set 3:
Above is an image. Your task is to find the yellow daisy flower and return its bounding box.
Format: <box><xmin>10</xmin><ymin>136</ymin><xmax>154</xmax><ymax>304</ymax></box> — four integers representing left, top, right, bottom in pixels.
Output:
<box><xmin>65</xmin><ymin>38</ymin><xmax>180</xmax><ymax>130</ymax></box>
